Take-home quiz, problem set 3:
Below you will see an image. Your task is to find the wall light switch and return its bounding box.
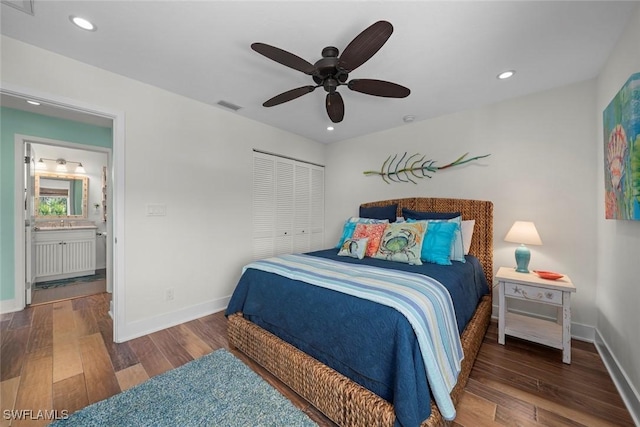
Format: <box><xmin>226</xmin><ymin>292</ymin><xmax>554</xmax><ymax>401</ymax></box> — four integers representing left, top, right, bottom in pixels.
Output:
<box><xmin>146</xmin><ymin>203</ymin><xmax>166</xmax><ymax>216</ymax></box>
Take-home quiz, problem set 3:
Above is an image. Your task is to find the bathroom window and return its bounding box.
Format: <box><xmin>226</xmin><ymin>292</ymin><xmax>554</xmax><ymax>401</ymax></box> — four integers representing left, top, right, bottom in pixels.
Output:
<box><xmin>38</xmin><ymin>188</ymin><xmax>70</xmax><ymax>216</ymax></box>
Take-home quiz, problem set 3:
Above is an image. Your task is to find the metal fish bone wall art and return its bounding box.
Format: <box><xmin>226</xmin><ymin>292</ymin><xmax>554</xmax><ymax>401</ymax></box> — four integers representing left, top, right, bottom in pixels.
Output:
<box><xmin>363</xmin><ymin>152</ymin><xmax>490</xmax><ymax>184</ymax></box>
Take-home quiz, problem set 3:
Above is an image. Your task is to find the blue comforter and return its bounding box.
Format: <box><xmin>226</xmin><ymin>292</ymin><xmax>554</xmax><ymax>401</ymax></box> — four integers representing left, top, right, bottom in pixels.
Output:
<box><xmin>225</xmin><ymin>249</ymin><xmax>489</xmax><ymax>427</ymax></box>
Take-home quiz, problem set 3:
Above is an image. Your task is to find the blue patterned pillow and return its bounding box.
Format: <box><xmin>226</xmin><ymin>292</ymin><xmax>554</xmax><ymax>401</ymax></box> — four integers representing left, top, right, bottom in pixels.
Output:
<box><xmin>335</xmin><ymin>217</ymin><xmax>388</xmax><ymax>248</ymax></box>
<box><xmin>373</xmin><ymin>222</ymin><xmax>426</xmax><ymax>265</ymax></box>
<box><xmin>338</xmin><ymin>238</ymin><xmax>369</xmax><ymax>259</ymax></box>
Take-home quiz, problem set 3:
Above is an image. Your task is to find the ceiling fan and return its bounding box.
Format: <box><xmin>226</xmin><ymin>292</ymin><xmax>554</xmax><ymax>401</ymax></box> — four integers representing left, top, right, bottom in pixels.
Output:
<box><xmin>251</xmin><ymin>20</ymin><xmax>410</xmax><ymax>123</ymax></box>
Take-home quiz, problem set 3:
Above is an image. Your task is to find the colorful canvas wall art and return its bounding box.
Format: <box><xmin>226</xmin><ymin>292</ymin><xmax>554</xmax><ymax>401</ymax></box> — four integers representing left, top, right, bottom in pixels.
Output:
<box><xmin>603</xmin><ymin>72</ymin><xmax>640</xmax><ymax>220</ymax></box>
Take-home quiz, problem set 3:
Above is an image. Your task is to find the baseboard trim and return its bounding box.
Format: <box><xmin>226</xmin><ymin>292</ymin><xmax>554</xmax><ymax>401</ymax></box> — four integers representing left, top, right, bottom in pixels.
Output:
<box><xmin>115</xmin><ymin>296</ymin><xmax>231</xmax><ymax>343</ymax></box>
<box><xmin>0</xmin><ymin>298</ymin><xmax>22</xmax><ymax>314</ymax></box>
<box><xmin>594</xmin><ymin>329</ymin><xmax>640</xmax><ymax>426</ymax></box>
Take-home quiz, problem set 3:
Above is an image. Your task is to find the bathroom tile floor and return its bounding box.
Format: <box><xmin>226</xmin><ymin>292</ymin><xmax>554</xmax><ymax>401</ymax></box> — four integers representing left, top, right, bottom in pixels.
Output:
<box><xmin>35</xmin><ymin>270</ymin><xmax>106</xmax><ymax>289</ymax></box>
<box><xmin>31</xmin><ymin>270</ymin><xmax>107</xmax><ymax>306</ymax></box>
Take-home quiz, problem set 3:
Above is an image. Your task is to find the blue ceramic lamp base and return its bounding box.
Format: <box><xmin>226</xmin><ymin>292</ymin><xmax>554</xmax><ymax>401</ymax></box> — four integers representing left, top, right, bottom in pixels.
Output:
<box><xmin>514</xmin><ymin>244</ymin><xmax>531</xmax><ymax>273</ymax></box>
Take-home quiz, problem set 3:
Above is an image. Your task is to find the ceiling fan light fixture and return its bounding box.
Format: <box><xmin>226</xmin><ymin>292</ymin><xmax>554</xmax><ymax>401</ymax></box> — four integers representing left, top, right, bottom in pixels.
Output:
<box><xmin>497</xmin><ymin>70</ymin><xmax>515</xmax><ymax>80</ymax></box>
<box><xmin>252</xmin><ymin>20</ymin><xmax>409</xmax><ymax>123</ymax></box>
<box><xmin>70</xmin><ymin>15</ymin><xmax>97</xmax><ymax>31</ymax></box>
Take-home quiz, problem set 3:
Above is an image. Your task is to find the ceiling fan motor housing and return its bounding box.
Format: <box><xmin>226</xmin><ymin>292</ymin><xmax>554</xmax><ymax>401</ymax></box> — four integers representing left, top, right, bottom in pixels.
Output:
<box><xmin>313</xmin><ymin>46</ymin><xmax>349</xmax><ymax>88</ymax></box>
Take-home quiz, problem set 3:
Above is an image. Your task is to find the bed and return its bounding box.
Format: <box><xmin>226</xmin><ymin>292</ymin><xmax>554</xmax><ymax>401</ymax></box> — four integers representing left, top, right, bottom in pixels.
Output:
<box><xmin>226</xmin><ymin>197</ymin><xmax>493</xmax><ymax>427</ymax></box>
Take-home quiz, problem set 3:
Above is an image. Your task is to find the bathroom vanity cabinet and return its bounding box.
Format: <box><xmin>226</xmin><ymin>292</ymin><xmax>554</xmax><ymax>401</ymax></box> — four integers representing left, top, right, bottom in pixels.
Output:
<box><xmin>34</xmin><ymin>228</ymin><xmax>96</xmax><ymax>282</ymax></box>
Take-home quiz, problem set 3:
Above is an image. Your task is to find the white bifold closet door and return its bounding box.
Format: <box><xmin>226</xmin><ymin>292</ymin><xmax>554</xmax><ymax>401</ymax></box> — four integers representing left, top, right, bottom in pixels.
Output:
<box><xmin>252</xmin><ymin>151</ymin><xmax>324</xmax><ymax>261</ymax></box>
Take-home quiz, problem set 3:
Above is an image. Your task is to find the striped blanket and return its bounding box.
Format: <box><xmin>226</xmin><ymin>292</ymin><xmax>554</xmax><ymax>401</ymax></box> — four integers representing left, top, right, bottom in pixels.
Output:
<box><xmin>243</xmin><ymin>254</ymin><xmax>464</xmax><ymax>421</ymax></box>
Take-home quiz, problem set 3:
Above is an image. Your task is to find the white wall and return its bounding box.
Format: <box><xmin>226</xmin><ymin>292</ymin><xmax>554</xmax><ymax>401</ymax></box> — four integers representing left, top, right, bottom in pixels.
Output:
<box><xmin>326</xmin><ymin>79</ymin><xmax>598</xmax><ymax>333</ymax></box>
<box><xmin>1</xmin><ymin>36</ymin><xmax>324</xmax><ymax>335</ymax></box>
<box><xmin>595</xmin><ymin>3</ymin><xmax>640</xmax><ymax>419</ymax></box>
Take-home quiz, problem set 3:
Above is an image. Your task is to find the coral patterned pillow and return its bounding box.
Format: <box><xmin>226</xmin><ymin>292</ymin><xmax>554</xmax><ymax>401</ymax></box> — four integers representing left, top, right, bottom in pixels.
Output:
<box><xmin>335</xmin><ymin>217</ymin><xmax>388</xmax><ymax>248</ymax></box>
<box><xmin>352</xmin><ymin>223</ymin><xmax>387</xmax><ymax>257</ymax></box>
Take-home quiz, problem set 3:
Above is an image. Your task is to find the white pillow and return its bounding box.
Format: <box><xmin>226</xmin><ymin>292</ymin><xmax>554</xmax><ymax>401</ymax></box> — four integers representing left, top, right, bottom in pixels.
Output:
<box><xmin>461</xmin><ymin>220</ymin><xmax>475</xmax><ymax>255</ymax></box>
<box><xmin>337</xmin><ymin>237</ymin><xmax>369</xmax><ymax>259</ymax></box>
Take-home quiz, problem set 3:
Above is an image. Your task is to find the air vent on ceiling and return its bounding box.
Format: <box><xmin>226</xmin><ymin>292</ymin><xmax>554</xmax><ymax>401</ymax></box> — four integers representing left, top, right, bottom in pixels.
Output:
<box><xmin>1</xmin><ymin>0</ymin><xmax>34</xmax><ymax>15</ymax></box>
<box><xmin>216</xmin><ymin>100</ymin><xmax>242</xmax><ymax>111</ymax></box>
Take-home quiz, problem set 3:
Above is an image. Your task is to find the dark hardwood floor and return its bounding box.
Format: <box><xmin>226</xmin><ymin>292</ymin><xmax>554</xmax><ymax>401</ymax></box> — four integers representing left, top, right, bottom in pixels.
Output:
<box><xmin>0</xmin><ymin>292</ymin><xmax>634</xmax><ymax>426</ymax></box>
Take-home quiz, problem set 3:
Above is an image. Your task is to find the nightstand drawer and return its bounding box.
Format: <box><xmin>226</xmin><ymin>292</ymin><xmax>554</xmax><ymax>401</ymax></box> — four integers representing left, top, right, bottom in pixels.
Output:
<box><xmin>504</xmin><ymin>282</ymin><xmax>563</xmax><ymax>305</ymax></box>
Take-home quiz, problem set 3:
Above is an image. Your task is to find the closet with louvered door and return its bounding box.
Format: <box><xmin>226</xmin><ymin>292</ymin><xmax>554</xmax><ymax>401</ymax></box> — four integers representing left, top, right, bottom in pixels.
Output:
<box><xmin>252</xmin><ymin>151</ymin><xmax>324</xmax><ymax>260</ymax></box>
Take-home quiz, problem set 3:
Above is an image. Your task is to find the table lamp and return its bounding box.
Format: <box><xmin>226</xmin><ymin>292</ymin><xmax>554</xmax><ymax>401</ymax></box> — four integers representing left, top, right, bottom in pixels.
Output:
<box><xmin>504</xmin><ymin>221</ymin><xmax>542</xmax><ymax>273</ymax></box>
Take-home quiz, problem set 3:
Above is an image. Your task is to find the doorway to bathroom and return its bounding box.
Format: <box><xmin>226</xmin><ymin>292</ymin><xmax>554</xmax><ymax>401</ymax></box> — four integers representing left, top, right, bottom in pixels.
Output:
<box><xmin>23</xmin><ymin>139</ymin><xmax>111</xmax><ymax>306</ymax></box>
<box><xmin>27</xmin><ymin>141</ymin><xmax>110</xmax><ymax>305</ymax></box>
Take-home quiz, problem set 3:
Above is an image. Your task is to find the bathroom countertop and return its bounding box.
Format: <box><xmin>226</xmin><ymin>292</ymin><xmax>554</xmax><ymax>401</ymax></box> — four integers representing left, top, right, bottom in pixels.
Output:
<box><xmin>35</xmin><ymin>225</ymin><xmax>98</xmax><ymax>231</ymax></box>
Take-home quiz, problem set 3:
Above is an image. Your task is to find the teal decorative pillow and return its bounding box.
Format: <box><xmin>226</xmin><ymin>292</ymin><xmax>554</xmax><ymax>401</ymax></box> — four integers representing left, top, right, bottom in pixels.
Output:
<box><xmin>444</xmin><ymin>216</ymin><xmax>465</xmax><ymax>263</ymax></box>
<box><xmin>408</xmin><ymin>217</ymin><xmax>465</xmax><ymax>263</ymax></box>
<box><xmin>337</xmin><ymin>237</ymin><xmax>369</xmax><ymax>259</ymax></box>
<box><xmin>373</xmin><ymin>222</ymin><xmax>426</xmax><ymax>265</ymax></box>
<box><xmin>420</xmin><ymin>221</ymin><xmax>458</xmax><ymax>265</ymax></box>
<box><xmin>335</xmin><ymin>217</ymin><xmax>388</xmax><ymax>248</ymax></box>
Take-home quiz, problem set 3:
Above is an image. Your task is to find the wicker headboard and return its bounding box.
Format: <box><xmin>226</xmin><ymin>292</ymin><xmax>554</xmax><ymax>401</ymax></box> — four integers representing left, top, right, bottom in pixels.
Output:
<box><xmin>360</xmin><ymin>198</ymin><xmax>494</xmax><ymax>287</ymax></box>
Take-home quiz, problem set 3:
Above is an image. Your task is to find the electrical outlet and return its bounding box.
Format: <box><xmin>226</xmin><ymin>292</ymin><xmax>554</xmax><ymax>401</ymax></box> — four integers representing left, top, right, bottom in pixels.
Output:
<box><xmin>166</xmin><ymin>288</ymin><xmax>174</xmax><ymax>301</ymax></box>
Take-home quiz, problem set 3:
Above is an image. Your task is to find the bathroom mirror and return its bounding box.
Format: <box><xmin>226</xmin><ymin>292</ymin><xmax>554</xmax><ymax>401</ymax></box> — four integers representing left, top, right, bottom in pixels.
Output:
<box><xmin>35</xmin><ymin>172</ymin><xmax>88</xmax><ymax>219</ymax></box>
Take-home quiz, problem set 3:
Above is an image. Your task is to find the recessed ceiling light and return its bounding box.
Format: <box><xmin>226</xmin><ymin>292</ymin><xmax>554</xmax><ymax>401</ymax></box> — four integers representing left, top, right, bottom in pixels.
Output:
<box><xmin>497</xmin><ymin>70</ymin><xmax>515</xmax><ymax>80</ymax></box>
<box><xmin>70</xmin><ymin>15</ymin><xmax>96</xmax><ymax>31</ymax></box>
<box><xmin>26</xmin><ymin>100</ymin><xmax>40</xmax><ymax>106</ymax></box>
<box><xmin>403</xmin><ymin>115</ymin><xmax>415</xmax><ymax>123</ymax></box>
<box><xmin>327</xmin><ymin>126</ymin><xmax>334</xmax><ymax>131</ymax></box>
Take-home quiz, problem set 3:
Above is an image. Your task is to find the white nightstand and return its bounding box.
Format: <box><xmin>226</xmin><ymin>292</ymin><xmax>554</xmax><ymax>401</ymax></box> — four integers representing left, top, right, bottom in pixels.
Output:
<box><xmin>496</xmin><ymin>266</ymin><xmax>576</xmax><ymax>364</ymax></box>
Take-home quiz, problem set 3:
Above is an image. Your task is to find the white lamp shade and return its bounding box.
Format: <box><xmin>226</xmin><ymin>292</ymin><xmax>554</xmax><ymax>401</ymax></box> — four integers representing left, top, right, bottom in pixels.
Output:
<box><xmin>55</xmin><ymin>159</ymin><xmax>67</xmax><ymax>172</ymax></box>
<box><xmin>504</xmin><ymin>221</ymin><xmax>542</xmax><ymax>246</ymax></box>
<box><xmin>36</xmin><ymin>159</ymin><xmax>47</xmax><ymax>170</ymax></box>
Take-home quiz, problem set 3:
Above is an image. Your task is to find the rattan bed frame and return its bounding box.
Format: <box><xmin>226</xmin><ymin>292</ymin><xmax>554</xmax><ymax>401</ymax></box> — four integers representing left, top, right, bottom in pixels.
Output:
<box><xmin>228</xmin><ymin>197</ymin><xmax>493</xmax><ymax>427</ymax></box>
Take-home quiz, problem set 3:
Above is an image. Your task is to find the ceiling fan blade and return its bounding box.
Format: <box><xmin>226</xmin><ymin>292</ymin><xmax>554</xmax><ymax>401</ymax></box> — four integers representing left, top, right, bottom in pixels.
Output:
<box><xmin>326</xmin><ymin>92</ymin><xmax>344</xmax><ymax>123</ymax></box>
<box><xmin>263</xmin><ymin>86</ymin><xmax>316</xmax><ymax>107</ymax></box>
<box><xmin>347</xmin><ymin>79</ymin><xmax>410</xmax><ymax>98</ymax></box>
<box><xmin>338</xmin><ymin>21</ymin><xmax>394</xmax><ymax>73</ymax></box>
<box><xmin>251</xmin><ymin>43</ymin><xmax>316</xmax><ymax>75</ymax></box>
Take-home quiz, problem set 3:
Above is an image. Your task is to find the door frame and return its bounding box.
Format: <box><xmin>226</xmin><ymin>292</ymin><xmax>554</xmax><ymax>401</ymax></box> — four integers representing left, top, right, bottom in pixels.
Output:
<box><xmin>3</xmin><ymin>82</ymin><xmax>127</xmax><ymax>342</ymax></box>
<box><xmin>24</xmin><ymin>142</ymin><xmax>36</xmax><ymax>306</ymax></box>
<box><xmin>18</xmin><ymin>136</ymin><xmax>111</xmax><ymax>295</ymax></box>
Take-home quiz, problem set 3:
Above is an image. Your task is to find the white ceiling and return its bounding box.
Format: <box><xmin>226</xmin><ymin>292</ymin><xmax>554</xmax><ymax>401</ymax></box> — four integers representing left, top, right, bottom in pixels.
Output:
<box><xmin>0</xmin><ymin>93</ymin><xmax>114</xmax><ymax>127</ymax></box>
<box><xmin>1</xmin><ymin>1</ymin><xmax>636</xmax><ymax>144</ymax></box>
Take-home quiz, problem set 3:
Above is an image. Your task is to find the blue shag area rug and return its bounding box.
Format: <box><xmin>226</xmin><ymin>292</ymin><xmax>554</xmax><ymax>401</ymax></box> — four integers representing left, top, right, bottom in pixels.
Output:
<box><xmin>50</xmin><ymin>349</ymin><xmax>317</xmax><ymax>427</ymax></box>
